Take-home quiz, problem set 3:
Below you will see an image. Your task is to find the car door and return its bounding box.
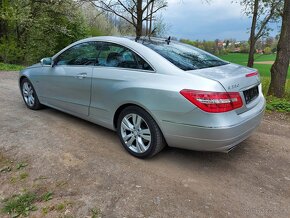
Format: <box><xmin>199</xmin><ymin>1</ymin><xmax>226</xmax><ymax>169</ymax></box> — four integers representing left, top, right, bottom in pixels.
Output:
<box><xmin>40</xmin><ymin>42</ymin><xmax>101</xmax><ymax>116</ymax></box>
<box><xmin>89</xmin><ymin>42</ymin><xmax>154</xmax><ymax>127</ymax></box>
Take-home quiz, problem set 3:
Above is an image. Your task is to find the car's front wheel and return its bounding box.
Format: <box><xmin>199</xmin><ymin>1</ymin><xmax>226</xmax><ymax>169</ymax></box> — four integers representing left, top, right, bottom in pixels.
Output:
<box><xmin>21</xmin><ymin>78</ymin><xmax>42</xmax><ymax>110</ymax></box>
<box><xmin>117</xmin><ymin>106</ymin><xmax>166</xmax><ymax>158</ymax></box>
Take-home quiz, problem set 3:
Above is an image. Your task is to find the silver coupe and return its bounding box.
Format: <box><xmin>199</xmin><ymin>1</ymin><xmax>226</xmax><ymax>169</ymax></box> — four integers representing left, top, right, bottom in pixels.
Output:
<box><xmin>19</xmin><ymin>36</ymin><xmax>265</xmax><ymax>158</ymax></box>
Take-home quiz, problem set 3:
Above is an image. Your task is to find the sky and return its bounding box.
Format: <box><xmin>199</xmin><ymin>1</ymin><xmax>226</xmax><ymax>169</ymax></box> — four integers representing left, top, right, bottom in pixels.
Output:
<box><xmin>160</xmin><ymin>0</ymin><xmax>280</xmax><ymax>41</ymax></box>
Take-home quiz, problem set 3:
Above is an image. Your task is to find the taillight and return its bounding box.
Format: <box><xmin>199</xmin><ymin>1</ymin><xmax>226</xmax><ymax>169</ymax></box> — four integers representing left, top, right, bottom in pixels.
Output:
<box><xmin>180</xmin><ymin>90</ymin><xmax>243</xmax><ymax>113</ymax></box>
<box><xmin>246</xmin><ymin>71</ymin><xmax>259</xmax><ymax>77</ymax></box>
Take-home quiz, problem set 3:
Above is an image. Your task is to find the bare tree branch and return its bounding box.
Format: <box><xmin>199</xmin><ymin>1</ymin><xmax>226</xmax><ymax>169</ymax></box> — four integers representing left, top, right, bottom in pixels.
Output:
<box><xmin>255</xmin><ymin>1</ymin><xmax>281</xmax><ymax>40</ymax></box>
<box><xmin>117</xmin><ymin>0</ymin><xmax>137</xmax><ymax>19</ymax></box>
<box><xmin>79</xmin><ymin>0</ymin><xmax>167</xmax><ymax>37</ymax></box>
<box><xmin>88</xmin><ymin>0</ymin><xmax>135</xmax><ymax>25</ymax></box>
<box><xmin>142</xmin><ymin>4</ymin><xmax>167</xmax><ymax>21</ymax></box>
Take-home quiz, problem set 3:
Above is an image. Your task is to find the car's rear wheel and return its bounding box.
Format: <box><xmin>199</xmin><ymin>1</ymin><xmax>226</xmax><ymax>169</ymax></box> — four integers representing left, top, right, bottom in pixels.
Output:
<box><xmin>117</xmin><ymin>106</ymin><xmax>165</xmax><ymax>158</ymax></box>
<box><xmin>21</xmin><ymin>78</ymin><xmax>42</xmax><ymax>110</ymax></box>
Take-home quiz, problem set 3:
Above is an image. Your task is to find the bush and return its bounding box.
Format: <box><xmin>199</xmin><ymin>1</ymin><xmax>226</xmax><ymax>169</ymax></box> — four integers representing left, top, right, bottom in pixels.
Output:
<box><xmin>264</xmin><ymin>47</ymin><xmax>272</xmax><ymax>54</ymax></box>
<box><xmin>240</xmin><ymin>44</ymin><xmax>250</xmax><ymax>53</ymax></box>
<box><xmin>261</xmin><ymin>77</ymin><xmax>290</xmax><ymax>113</ymax></box>
<box><xmin>266</xmin><ymin>96</ymin><xmax>290</xmax><ymax>112</ymax></box>
<box><xmin>0</xmin><ymin>38</ymin><xmax>24</xmax><ymax>64</ymax></box>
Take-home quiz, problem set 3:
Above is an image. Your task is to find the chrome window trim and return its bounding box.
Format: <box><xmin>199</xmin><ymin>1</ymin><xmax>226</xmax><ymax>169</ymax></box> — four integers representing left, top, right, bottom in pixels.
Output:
<box><xmin>53</xmin><ymin>40</ymin><xmax>156</xmax><ymax>73</ymax></box>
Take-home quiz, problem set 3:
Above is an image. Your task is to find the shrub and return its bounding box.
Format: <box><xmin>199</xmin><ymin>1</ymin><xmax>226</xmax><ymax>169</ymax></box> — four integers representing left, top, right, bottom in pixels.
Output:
<box><xmin>264</xmin><ymin>47</ymin><xmax>272</xmax><ymax>54</ymax></box>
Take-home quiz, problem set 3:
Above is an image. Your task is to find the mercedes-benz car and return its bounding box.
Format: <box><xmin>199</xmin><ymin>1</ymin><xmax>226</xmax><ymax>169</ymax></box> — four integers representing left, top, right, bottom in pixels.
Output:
<box><xmin>19</xmin><ymin>36</ymin><xmax>265</xmax><ymax>158</ymax></box>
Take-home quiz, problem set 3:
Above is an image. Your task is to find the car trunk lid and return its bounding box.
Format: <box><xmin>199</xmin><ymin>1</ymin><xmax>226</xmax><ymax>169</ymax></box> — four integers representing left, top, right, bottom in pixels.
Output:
<box><xmin>187</xmin><ymin>63</ymin><xmax>261</xmax><ymax>113</ymax></box>
<box><xmin>188</xmin><ymin>63</ymin><xmax>260</xmax><ymax>91</ymax></box>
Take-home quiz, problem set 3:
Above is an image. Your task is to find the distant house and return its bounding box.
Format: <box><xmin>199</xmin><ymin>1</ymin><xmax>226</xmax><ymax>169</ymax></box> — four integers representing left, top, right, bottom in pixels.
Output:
<box><xmin>217</xmin><ymin>41</ymin><xmax>224</xmax><ymax>47</ymax></box>
<box><xmin>234</xmin><ymin>47</ymin><xmax>241</xmax><ymax>52</ymax></box>
<box><xmin>256</xmin><ymin>49</ymin><xmax>263</xmax><ymax>54</ymax></box>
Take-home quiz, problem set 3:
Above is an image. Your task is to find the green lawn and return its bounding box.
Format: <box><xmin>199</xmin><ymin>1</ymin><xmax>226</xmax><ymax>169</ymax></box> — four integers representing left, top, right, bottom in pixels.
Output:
<box><xmin>0</xmin><ymin>62</ymin><xmax>26</xmax><ymax>71</ymax></box>
<box><xmin>218</xmin><ymin>53</ymin><xmax>290</xmax><ymax>78</ymax></box>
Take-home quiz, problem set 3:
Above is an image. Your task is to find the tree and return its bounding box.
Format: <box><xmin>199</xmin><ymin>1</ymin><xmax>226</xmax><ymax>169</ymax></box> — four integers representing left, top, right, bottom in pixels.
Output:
<box><xmin>150</xmin><ymin>14</ymin><xmax>169</xmax><ymax>37</ymax></box>
<box><xmin>0</xmin><ymin>0</ymin><xmax>8</xmax><ymax>39</ymax></box>
<box><xmin>81</xmin><ymin>0</ymin><xmax>167</xmax><ymax>38</ymax></box>
<box><xmin>268</xmin><ymin>0</ymin><xmax>289</xmax><ymax>97</ymax></box>
<box><xmin>239</xmin><ymin>0</ymin><xmax>283</xmax><ymax>67</ymax></box>
<box><xmin>0</xmin><ymin>0</ymin><xmax>93</xmax><ymax>64</ymax></box>
<box><xmin>80</xmin><ymin>2</ymin><xmax>120</xmax><ymax>36</ymax></box>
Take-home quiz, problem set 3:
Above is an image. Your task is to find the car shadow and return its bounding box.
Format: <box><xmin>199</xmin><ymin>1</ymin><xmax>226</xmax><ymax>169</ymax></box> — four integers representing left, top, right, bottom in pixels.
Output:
<box><xmin>40</xmin><ymin>106</ymin><xmax>251</xmax><ymax>169</ymax></box>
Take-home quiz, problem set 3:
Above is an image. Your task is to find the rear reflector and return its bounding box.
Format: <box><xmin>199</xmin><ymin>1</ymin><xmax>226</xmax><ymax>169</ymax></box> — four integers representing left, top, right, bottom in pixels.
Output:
<box><xmin>180</xmin><ymin>90</ymin><xmax>243</xmax><ymax>113</ymax></box>
<box><xmin>246</xmin><ymin>72</ymin><xmax>258</xmax><ymax>77</ymax></box>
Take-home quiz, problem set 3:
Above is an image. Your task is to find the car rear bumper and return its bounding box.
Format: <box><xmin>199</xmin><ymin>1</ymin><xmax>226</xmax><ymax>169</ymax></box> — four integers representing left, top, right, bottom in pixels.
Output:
<box><xmin>161</xmin><ymin>97</ymin><xmax>265</xmax><ymax>152</ymax></box>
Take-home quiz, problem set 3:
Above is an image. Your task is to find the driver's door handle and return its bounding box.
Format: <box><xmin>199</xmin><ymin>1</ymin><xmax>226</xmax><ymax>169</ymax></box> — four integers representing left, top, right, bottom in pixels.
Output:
<box><xmin>75</xmin><ymin>72</ymin><xmax>87</xmax><ymax>79</ymax></box>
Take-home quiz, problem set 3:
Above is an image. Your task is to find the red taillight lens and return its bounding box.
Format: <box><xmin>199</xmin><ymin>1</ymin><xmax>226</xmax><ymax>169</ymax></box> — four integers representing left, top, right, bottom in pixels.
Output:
<box><xmin>246</xmin><ymin>71</ymin><xmax>259</xmax><ymax>77</ymax></box>
<box><xmin>180</xmin><ymin>90</ymin><xmax>243</xmax><ymax>113</ymax></box>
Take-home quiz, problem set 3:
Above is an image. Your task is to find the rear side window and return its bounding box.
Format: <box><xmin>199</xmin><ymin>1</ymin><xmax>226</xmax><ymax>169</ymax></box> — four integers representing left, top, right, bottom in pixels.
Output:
<box><xmin>56</xmin><ymin>42</ymin><xmax>101</xmax><ymax>66</ymax></box>
<box><xmin>142</xmin><ymin>41</ymin><xmax>228</xmax><ymax>71</ymax></box>
<box><xmin>97</xmin><ymin>42</ymin><xmax>153</xmax><ymax>71</ymax></box>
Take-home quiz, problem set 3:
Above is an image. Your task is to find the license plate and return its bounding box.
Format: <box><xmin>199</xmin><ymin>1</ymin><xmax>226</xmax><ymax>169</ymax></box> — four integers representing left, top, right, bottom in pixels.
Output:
<box><xmin>243</xmin><ymin>86</ymin><xmax>259</xmax><ymax>104</ymax></box>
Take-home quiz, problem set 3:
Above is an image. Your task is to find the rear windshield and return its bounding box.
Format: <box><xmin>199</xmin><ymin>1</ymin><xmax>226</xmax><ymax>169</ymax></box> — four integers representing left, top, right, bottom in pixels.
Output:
<box><xmin>141</xmin><ymin>40</ymin><xmax>228</xmax><ymax>71</ymax></box>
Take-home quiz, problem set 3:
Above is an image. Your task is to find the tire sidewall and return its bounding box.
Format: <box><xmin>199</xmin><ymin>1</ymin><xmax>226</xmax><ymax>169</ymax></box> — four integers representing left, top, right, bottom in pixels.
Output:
<box><xmin>117</xmin><ymin>107</ymin><xmax>158</xmax><ymax>158</ymax></box>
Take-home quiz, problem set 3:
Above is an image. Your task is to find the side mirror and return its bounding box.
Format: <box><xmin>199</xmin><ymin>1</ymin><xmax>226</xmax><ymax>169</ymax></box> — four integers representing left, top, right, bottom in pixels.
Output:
<box><xmin>40</xmin><ymin>57</ymin><xmax>53</xmax><ymax>66</ymax></box>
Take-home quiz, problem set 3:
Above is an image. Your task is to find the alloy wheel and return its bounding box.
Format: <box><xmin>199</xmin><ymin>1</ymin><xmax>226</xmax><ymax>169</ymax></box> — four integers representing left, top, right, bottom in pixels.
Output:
<box><xmin>22</xmin><ymin>82</ymin><xmax>35</xmax><ymax>107</ymax></box>
<box><xmin>120</xmin><ymin>113</ymin><xmax>152</xmax><ymax>153</ymax></box>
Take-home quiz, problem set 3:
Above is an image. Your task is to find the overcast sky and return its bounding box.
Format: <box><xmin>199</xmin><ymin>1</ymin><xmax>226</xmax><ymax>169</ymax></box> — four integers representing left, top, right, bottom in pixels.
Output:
<box><xmin>161</xmin><ymin>0</ymin><xmax>280</xmax><ymax>41</ymax></box>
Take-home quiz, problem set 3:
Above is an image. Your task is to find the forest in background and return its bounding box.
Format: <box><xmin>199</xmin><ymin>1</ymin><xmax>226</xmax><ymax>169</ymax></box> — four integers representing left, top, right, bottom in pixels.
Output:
<box><xmin>0</xmin><ymin>0</ymin><xmax>168</xmax><ymax>65</ymax></box>
<box><xmin>0</xmin><ymin>0</ymin><xmax>133</xmax><ymax>65</ymax></box>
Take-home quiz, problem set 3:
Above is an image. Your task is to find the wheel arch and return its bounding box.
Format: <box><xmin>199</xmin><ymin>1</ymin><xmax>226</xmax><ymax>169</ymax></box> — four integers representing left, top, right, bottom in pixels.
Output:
<box><xmin>19</xmin><ymin>75</ymin><xmax>27</xmax><ymax>85</ymax></box>
<box><xmin>113</xmin><ymin>103</ymin><xmax>164</xmax><ymax>135</ymax></box>
<box><xmin>113</xmin><ymin>103</ymin><xmax>138</xmax><ymax>129</ymax></box>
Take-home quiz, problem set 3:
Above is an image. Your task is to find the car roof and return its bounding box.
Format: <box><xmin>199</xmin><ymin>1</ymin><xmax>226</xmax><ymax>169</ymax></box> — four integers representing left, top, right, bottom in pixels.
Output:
<box><xmin>51</xmin><ymin>36</ymin><xmax>185</xmax><ymax>75</ymax></box>
<box><xmin>78</xmin><ymin>36</ymin><xmax>176</xmax><ymax>45</ymax></box>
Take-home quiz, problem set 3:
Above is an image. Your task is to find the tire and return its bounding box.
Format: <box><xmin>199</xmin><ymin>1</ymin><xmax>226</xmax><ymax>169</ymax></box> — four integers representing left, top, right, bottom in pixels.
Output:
<box><xmin>20</xmin><ymin>78</ymin><xmax>42</xmax><ymax>110</ymax></box>
<box><xmin>117</xmin><ymin>106</ymin><xmax>166</xmax><ymax>158</ymax></box>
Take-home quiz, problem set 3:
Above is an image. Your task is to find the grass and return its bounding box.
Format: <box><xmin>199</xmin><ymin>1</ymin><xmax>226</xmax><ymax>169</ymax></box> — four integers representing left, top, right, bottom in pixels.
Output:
<box><xmin>19</xmin><ymin>172</ymin><xmax>29</xmax><ymax>180</ymax></box>
<box><xmin>218</xmin><ymin>53</ymin><xmax>290</xmax><ymax>78</ymax></box>
<box><xmin>16</xmin><ymin>163</ymin><xmax>28</xmax><ymax>170</ymax></box>
<box><xmin>41</xmin><ymin>192</ymin><xmax>53</xmax><ymax>202</ymax></box>
<box><xmin>0</xmin><ymin>62</ymin><xmax>26</xmax><ymax>71</ymax></box>
<box><xmin>2</xmin><ymin>192</ymin><xmax>37</xmax><ymax>217</ymax></box>
<box><xmin>91</xmin><ymin>208</ymin><xmax>102</xmax><ymax>218</ymax></box>
<box><xmin>219</xmin><ymin>53</ymin><xmax>277</xmax><ymax>64</ymax></box>
<box><xmin>261</xmin><ymin>77</ymin><xmax>290</xmax><ymax>112</ymax></box>
<box><xmin>2</xmin><ymin>190</ymin><xmax>54</xmax><ymax>217</ymax></box>
<box><xmin>0</xmin><ymin>153</ymin><xmax>12</xmax><ymax>173</ymax></box>
<box><xmin>41</xmin><ymin>201</ymin><xmax>73</xmax><ymax>216</ymax></box>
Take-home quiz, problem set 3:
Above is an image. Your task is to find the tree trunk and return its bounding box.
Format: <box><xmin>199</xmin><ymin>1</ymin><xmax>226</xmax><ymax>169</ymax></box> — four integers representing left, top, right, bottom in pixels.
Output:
<box><xmin>149</xmin><ymin>0</ymin><xmax>154</xmax><ymax>36</ymax></box>
<box><xmin>136</xmin><ymin>0</ymin><xmax>143</xmax><ymax>38</ymax></box>
<box><xmin>268</xmin><ymin>0</ymin><xmax>290</xmax><ymax>98</ymax></box>
<box><xmin>145</xmin><ymin>0</ymin><xmax>149</xmax><ymax>36</ymax></box>
<box><xmin>0</xmin><ymin>0</ymin><xmax>8</xmax><ymax>39</ymax></box>
<box><xmin>247</xmin><ymin>0</ymin><xmax>259</xmax><ymax>68</ymax></box>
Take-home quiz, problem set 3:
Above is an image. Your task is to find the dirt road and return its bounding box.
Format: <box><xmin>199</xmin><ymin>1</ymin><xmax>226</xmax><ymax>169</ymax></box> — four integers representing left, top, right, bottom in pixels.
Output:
<box><xmin>0</xmin><ymin>71</ymin><xmax>290</xmax><ymax>218</ymax></box>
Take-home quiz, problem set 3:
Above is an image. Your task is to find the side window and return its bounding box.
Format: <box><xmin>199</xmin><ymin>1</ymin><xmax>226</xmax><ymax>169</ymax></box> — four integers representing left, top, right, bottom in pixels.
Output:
<box><xmin>97</xmin><ymin>42</ymin><xmax>153</xmax><ymax>71</ymax></box>
<box><xmin>135</xmin><ymin>54</ymin><xmax>154</xmax><ymax>71</ymax></box>
<box><xmin>56</xmin><ymin>42</ymin><xmax>101</xmax><ymax>66</ymax></box>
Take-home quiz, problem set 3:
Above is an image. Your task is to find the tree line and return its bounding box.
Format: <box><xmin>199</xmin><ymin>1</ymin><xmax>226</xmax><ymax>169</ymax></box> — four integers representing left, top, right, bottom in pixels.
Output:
<box><xmin>0</xmin><ymin>0</ymin><xmax>166</xmax><ymax>65</ymax></box>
